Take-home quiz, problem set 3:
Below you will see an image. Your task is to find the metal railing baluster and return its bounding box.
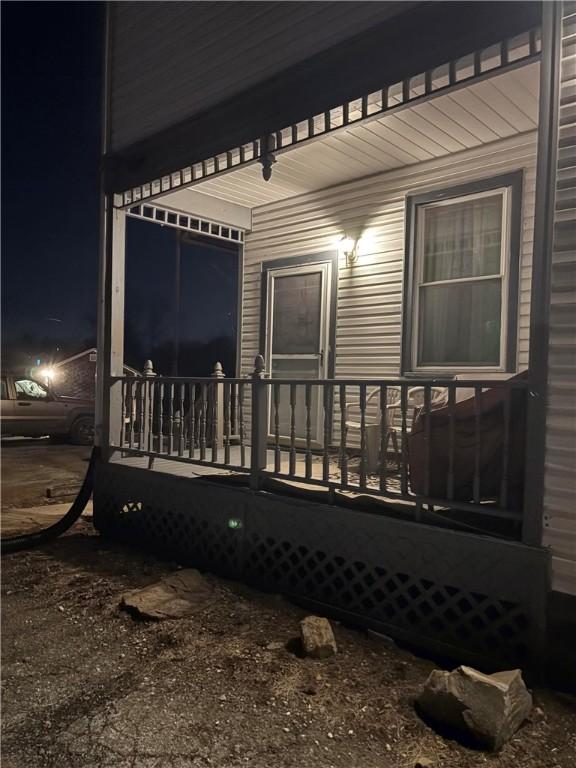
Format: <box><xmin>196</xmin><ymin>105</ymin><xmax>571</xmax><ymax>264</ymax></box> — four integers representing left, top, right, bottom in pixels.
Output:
<box><xmin>473</xmin><ymin>385</ymin><xmax>482</xmax><ymax>504</ymax></box>
<box><xmin>274</xmin><ymin>383</ymin><xmax>281</xmax><ymax>473</ymax></box>
<box><xmin>305</xmin><ymin>384</ymin><xmax>313</xmax><ymax>480</ymax></box>
<box><xmin>178</xmin><ymin>383</ymin><xmax>185</xmax><ymax>457</ymax></box>
<box><xmin>500</xmin><ymin>386</ymin><xmax>512</xmax><ymax>508</ymax></box>
<box><xmin>157</xmin><ymin>381</ymin><xmax>164</xmax><ymax>454</ymax></box>
<box><xmin>188</xmin><ymin>383</ymin><xmax>196</xmax><ymax>459</ymax></box>
<box><xmin>289</xmin><ymin>383</ymin><xmax>297</xmax><ymax>477</ymax></box>
<box><xmin>147</xmin><ymin>379</ymin><xmax>154</xmax><ymax>453</ymax></box>
<box><xmin>200</xmin><ymin>384</ymin><xmax>207</xmax><ymax>461</ymax></box>
<box><xmin>224</xmin><ymin>381</ymin><xmax>231</xmax><ymax>466</ymax></box>
<box><xmin>379</xmin><ymin>384</ymin><xmax>388</xmax><ymax>493</ymax></box>
<box><xmin>359</xmin><ymin>384</ymin><xmax>367</xmax><ymax>488</ymax></box>
<box><xmin>447</xmin><ymin>384</ymin><xmax>456</xmax><ymax>501</ymax></box>
<box><xmin>339</xmin><ymin>384</ymin><xmax>348</xmax><ymax>488</ymax></box>
<box><xmin>239</xmin><ymin>382</ymin><xmax>246</xmax><ymax>467</ymax></box>
<box><xmin>119</xmin><ymin>379</ymin><xmax>126</xmax><ymax>447</ymax></box>
<box><xmin>424</xmin><ymin>385</ymin><xmax>432</xmax><ymax>498</ymax></box>
<box><xmin>166</xmin><ymin>383</ymin><xmax>174</xmax><ymax>454</ymax></box>
<box><xmin>128</xmin><ymin>379</ymin><xmax>135</xmax><ymax>449</ymax></box>
<box><xmin>322</xmin><ymin>384</ymin><xmax>331</xmax><ymax>483</ymax></box>
<box><xmin>211</xmin><ymin>380</ymin><xmax>219</xmax><ymax>464</ymax></box>
<box><xmin>138</xmin><ymin>380</ymin><xmax>145</xmax><ymax>450</ymax></box>
<box><xmin>400</xmin><ymin>385</ymin><xmax>409</xmax><ymax>495</ymax></box>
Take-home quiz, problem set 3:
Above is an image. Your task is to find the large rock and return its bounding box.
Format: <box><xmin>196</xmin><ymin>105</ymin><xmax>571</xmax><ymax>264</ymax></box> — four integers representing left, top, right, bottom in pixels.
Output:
<box><xmin>121</xmin><ymin>569</ymin><xmax>213</xmax><ymax>620</ymax></box>
<box><xmin>417</xmin><ymin>665</ymin><xmax>532</xmax><ymax>751</ymax></box>
<box><xmin>300</xmin><ymin>616</ymin><xmax>337</xmax><ymax>659</ymax></box>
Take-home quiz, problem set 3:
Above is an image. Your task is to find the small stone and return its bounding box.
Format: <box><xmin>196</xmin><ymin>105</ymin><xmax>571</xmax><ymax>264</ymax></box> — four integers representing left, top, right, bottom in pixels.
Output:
<box><xmin>219</xmin><ymin>694</ymin><xmax>227</xmax><ymax>701</ymax></box>
<box><xmin>414</xmin><ymin>759</ymin><xmax>433</xmax><ymax>768</ymax></box>
<box><xmin>300</xmin><ymin>616</ymin><xmax>337</xmax><ymax>659</ymax></box>
<box><xmin>529</xmin><ymin>706</ymin><xmax>546</xmax><ymax>723</ymax></box>
<box><xmin>417</xmin><ymin>665</ymin><xmax>533</xmax><ymax>751</ymax></box>
<box><xmin>266</xmin><ymin>641</ymin><xmax>284</xmax><ymax>651</ymax></box>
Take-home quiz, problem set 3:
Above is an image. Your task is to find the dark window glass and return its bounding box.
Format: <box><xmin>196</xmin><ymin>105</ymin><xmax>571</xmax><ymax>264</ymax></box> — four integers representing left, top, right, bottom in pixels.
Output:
<box><xmin>272</xmin><ymin>272</ymin><xmax>322</xmax><ymax>355</ymax></box>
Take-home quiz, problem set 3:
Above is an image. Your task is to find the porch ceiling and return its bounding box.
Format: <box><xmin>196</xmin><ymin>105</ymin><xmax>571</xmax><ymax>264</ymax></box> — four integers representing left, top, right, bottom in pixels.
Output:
<box><xmin>186</xmin><ymin>61</ymin><xmax>539</xmax><ymax>210</ymax></box>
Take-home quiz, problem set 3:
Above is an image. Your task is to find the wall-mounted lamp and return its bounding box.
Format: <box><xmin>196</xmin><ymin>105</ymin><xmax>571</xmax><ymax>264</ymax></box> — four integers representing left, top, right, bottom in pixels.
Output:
<box><xmin>340</xmin><ymin>235</ymin><xmax>359</xmax><ymax>267</ymax></box>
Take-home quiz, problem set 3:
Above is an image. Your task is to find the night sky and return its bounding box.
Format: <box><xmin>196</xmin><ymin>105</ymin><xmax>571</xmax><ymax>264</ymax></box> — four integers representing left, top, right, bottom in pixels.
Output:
<box><xmin>1</xmin><ymin>1</ymin><xmax>238</xmax><ymax>377</ymax></box>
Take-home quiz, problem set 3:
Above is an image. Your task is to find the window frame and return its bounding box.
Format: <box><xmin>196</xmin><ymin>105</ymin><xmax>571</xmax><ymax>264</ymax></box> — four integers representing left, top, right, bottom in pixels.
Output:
<box><xmin>401</xmin><ymin>171</ymin><xmax>523</xmax><ymax>375</ymax></box>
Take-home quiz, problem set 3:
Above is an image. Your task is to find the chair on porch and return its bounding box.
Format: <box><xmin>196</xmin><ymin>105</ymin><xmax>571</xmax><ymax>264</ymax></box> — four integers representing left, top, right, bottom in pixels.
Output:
<box><xmin>345</xmin><ymin>385</ymin><xmax>447</xmax><ymax>474</ymax></box>
<box><xmin>344</xmin><ymin>386</ymin><xmax>402</xmax><ymax>474</ymax></box>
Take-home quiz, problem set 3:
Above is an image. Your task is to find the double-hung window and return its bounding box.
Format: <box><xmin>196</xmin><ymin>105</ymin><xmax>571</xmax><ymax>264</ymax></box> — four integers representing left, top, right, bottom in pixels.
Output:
<box><xmin>404</xmin><ymin>173</ymin><xmax>522</xmax><ymax>373</ymax></box>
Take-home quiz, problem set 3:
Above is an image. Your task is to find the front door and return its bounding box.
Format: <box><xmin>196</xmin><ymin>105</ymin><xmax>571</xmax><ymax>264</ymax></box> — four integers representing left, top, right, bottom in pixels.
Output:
<box><xmin>265</xmin><ymin>261</ymin><xmax>332</xmax><ymax>444</ymax></box>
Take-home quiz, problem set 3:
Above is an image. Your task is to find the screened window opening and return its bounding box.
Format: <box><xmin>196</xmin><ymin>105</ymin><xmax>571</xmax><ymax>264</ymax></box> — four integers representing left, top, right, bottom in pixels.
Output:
<box><xmin>410</xmin><ymin>184</ymin><xmax>517</xmax><ymax>371</ymax></box>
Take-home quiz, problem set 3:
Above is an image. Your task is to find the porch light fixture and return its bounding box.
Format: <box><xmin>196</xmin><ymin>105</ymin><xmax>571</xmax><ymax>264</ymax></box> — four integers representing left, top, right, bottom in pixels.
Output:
<box><xmin>340</xmin><ymin>235</ymin><xmax>359</xmax><ymax>267</ymax></box>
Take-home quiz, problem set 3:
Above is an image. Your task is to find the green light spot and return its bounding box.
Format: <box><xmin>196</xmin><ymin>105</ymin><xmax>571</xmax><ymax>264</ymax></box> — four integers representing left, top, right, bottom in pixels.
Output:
<box><xmin>228</xmin><ymin>518</ymin><xmax>243</xmax><ymax>530</ymax></box>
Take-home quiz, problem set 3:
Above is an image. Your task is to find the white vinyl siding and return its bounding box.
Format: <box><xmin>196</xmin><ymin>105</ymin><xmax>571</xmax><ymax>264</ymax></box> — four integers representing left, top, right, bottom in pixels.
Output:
<box><xmin>240</xmin><ymin>133</ymin><xmax>537</xmax><ymax>386</ymax></box>
<box><xmin>542</xmin><ymin>2</ymin><xmax>576</xmax><ymax>596</ymax></box>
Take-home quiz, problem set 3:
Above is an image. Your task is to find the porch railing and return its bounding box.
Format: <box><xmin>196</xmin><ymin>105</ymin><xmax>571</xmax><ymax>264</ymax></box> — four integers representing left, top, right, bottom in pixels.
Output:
<box><xmin>110</xmin><ymin>356</ymin><xmax>528</xmax><ymax>532</ymax></box>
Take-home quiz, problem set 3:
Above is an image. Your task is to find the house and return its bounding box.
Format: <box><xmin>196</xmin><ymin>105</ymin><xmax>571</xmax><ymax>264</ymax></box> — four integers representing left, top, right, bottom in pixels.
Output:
<box><xmin>47</xmin><ymin>348</ymin><xmax>139</xmax><ymax>400</ymax></box>
<box><xmin>94</xmin><ymin>1</ymin><xmax>575</xmax><ymax>680</ymax></box>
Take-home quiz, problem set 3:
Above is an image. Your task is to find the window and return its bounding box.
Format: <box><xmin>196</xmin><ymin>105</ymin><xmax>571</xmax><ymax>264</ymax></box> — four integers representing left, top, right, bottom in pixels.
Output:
<box><xmin>404</xmin><ymin>173</ymin><xmax>522</xmax><ymax>372</ymax></box>
<box><xmin>15</xmin><ymin>379</ymin><xmax>49</xmax><ymax>400</ymax></box>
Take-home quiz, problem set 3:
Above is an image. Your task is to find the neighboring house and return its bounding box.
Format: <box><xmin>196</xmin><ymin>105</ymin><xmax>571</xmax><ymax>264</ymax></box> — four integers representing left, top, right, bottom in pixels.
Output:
<box><xmin>94</xmin><ymin>2</ymin><xmax>575</xmax><ymax>680</ymax></box>
<box><xmin>51</xmin><ymin>348</ymin><xmax>139</xmax><ymax>399</ymax></box>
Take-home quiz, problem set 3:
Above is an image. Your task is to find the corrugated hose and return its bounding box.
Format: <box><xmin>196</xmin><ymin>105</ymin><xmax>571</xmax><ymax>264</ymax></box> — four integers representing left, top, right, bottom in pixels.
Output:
<box><xmin>1</xmin><ymin>447</ymin><xmax>99</xmax><ymax>554</ymax></box>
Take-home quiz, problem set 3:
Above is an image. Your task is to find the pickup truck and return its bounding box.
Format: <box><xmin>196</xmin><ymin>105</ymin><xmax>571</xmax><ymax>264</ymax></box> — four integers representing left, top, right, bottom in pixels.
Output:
<box><xmin>1</xmin><ymin>374</ymin><xmax>95</xmax><ymax>445</ymax></box>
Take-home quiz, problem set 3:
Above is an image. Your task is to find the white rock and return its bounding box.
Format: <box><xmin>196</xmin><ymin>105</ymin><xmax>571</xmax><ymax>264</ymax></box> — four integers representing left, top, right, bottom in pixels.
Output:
<box><xmin>300</xmin><ymin>616</ymin><xmax>337</xmax><ymax>659</ymax></box>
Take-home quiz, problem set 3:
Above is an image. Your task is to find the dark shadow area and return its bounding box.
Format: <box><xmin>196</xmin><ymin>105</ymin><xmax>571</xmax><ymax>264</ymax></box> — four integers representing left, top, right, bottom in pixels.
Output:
<box><xmin>124</xmin><ymin>218</ymin><xmax>239</xmax><ymax>377</ymax></box>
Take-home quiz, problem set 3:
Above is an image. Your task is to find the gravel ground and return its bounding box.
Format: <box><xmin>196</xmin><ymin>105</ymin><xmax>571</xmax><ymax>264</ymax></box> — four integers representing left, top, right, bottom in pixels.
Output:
<box><xmin>2</xmin><ymin>522</ymin><xmax>576</xmax><ymax>768</ymax></box>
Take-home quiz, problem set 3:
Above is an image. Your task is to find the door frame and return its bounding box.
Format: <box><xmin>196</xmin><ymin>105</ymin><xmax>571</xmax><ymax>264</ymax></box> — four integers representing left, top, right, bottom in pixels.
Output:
<box><xmin>259</xmin><ymin>251</ymin><xmax>339</xmax><ymax>446</ymax></box>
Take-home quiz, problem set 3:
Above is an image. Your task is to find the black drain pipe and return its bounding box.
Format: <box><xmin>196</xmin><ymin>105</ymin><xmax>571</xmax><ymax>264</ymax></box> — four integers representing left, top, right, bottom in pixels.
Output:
<box><xmin>1</xmin><ymin>447</ymin><xmax>99</xmax><ymax>554</ymax></box>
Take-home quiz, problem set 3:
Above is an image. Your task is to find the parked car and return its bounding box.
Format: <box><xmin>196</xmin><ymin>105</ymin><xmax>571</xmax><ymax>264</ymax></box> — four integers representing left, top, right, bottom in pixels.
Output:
<box><xmin>0</xmin><ymin>374</ymin><xmax>95</xmax><ymax>445</ymax></box>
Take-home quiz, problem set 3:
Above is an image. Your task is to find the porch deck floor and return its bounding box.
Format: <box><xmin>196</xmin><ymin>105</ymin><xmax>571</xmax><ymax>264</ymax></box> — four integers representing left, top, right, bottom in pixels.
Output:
<box><xmin>110</xmin><ymin>445</ymin><xmax>403</xmax><ymax>495</ymax></box>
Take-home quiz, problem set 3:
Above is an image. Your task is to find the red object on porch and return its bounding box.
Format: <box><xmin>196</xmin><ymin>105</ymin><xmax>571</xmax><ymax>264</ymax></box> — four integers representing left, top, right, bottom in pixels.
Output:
<box><xmin>407</xmin><ymin>372</ymin><xmax>527</xmax><ymax>508</ymax></box>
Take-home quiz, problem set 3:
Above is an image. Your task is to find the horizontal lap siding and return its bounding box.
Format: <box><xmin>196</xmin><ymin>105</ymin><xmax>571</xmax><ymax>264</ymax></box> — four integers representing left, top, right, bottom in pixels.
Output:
<box><xmin>542</xmin><ymin>2</ymin><xmax>576</xmax><ymax>595</ymax></box>
<box><xmin>241</xmin><ymin>133</ymin><xmax>537</xmax><ymax>381</ymax></box>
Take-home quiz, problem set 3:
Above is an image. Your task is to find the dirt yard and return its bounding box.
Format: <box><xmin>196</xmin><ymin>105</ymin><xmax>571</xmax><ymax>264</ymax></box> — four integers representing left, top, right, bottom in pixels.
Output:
<box><xmin>2</xmin><ymin>442</ymin><xmax>575</xmax><ymax>767</ymax></box>
<box><xmin>2</xmin><ymin>519</ymin><xmax>576</xmax><ymax>768</ymax></box>
<box><xmin>1</xmin><ymin>438</ymin><xmax>91</xmax><ymax>509</ymax></box>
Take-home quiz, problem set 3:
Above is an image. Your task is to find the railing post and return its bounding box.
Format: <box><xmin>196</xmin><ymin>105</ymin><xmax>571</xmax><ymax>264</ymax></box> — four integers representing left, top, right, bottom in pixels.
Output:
<box><xmin>250</xmin><ymin>355</ymin><xmax>267</xmax><ymax>489</ymax></box>
<box><xmin>143</xmin><ymin>359</ymin><xmax>156</xmax><ymax>378</ymax></box>
<box><xmin>211</xmin><ymin>361</ymin><xmax>225</xmax><ymax>461</ymax></box>
<box><xmin>143</xmin><ymin>359</ymin><xmax>156</xmax><ymax>468</ymax></box>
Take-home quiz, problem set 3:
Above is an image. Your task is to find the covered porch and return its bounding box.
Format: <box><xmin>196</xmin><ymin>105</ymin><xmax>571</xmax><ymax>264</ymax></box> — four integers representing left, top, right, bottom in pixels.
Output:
<box><xmin>95</xmin><ymin>14</ymin><xmax>555</xmax><ymax>671</ymax></box>
<box><xmin>104</xmin><ymin>27</ymin><xmax>542</xmax><ymax>542</ymax></box>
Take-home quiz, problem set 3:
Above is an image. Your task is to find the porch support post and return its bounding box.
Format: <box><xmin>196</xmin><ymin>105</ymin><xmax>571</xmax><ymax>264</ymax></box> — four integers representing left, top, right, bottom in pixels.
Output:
<box><xmin>211</xmin><ymin>361</ymin><xmax>225</xmax><ymax>456</ymax></box>
<box><xmin>522</xmin><ymin>0</ymin><xmax>562</xmax><ymax>547</ymax></box>
<box><xmin>95</xmin><ymin>197</ymin><xmax>126</xmax><ymax>459</ymax></box>
<box><xmin>250</xmin><ymin>355</ymin><xmax>268</xmax><ymax>489</ymax></box>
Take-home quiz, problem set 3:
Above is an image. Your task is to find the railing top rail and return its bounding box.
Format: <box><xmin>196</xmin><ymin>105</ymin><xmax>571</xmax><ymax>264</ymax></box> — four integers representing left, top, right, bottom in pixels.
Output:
<box><xmin>110</xmin><ymin>375</ymin><xmax>249</xmax><ymax>384</ymax></box>
<box><xmin>257</xmin><ymin>377</ymin><xmax>529</xmax><ymax>388</ymax></box>
<box><xmin>111</xmin><ymin>374</ymin><xmax>528</xmax><ymax>388</ymax></box>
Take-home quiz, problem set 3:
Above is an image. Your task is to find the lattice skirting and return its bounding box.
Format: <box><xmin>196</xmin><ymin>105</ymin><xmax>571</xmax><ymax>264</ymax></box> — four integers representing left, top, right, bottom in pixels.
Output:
<box><xmin>94</xmin><ymin>462</ymin><xmax>550</xmax><ymax>670</ymax></box>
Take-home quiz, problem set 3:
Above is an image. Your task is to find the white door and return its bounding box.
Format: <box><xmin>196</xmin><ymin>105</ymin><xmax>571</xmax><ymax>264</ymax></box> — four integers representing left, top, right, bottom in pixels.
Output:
<box><xmin>265</xmin><ymin>261</ymin><xmax>332</xmax><ymax>444</ymax></box>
